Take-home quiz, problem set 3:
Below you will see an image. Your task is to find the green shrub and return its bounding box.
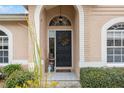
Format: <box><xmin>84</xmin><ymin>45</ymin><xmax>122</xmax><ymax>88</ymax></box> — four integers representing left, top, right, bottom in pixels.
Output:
<box><xmin>3</xmin><ymin>64</ymin><xmax>22</xmax><ymax>77</ymax></box>
<box><xmin>80</xmin><ymin>67</ymin><xmax>124</xmax><ymax>88</ymax></box>
<box><xmin>0</xmin><ymin>67</ymin><xmax>5</xmax><ymax>80</ymax></box>
<box><xmin>4</xmin><ymin>70</ymin><xmax>34</xmax><ymax>88</ymax></box>
<box><xmin>0</xmin><ymin>67</ymin><xmax>3</xmax><ymax>73</ymax></box>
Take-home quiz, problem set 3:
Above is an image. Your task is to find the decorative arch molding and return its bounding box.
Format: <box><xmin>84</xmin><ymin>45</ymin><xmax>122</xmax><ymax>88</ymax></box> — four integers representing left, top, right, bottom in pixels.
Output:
<box><xmin>0</xmin><ymin>25</ymin><xmax>13</xmax><ymax>65</ymax></box>
<box><xmin>34</xmin><ymin>5</ymin><xmax>84</xmax><ymax>67</ymax></box>
<box><xmin>101</xmin><ymin>17</ymin><xmax>124</xmax><ymax>66</ymax></box>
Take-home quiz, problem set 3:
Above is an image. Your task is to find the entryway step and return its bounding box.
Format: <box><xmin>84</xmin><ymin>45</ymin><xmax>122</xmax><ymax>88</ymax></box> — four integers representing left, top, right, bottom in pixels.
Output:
<box><xmin>55</xmin><ymin>80</ymin><xmax>81</xmax><ymax>88</ymax></box>
<box><xmin>47</xmin><ymin>72</ymin><xmax>78</xmax><ymax>81</ymax></box>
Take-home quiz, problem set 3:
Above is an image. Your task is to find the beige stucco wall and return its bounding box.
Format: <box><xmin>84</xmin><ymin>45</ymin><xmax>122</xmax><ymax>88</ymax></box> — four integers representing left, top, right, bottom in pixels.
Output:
<box><xmin>26</xmin><ymin>5</ymin><xmax>124</xmax><ymax>77</ymax></box>
<box><xmin>0</xmin><ymin>21</ymin><xmax>28</xmax><ymax>61</ymax></box>
<box><xmin>73</xmin><ymin>8</ymin><xmax>80</xmax><ymax>78</ymax></box>
<box><xmin>28</xmin><ymin>5</ymin><xmax>36</xmax><ymax>63</ymax></box>
<box><xmin>1</xmin><ymin>5</ymin><xmax>123</xmax><ymax>80</ymax></box>
<box><xmin>46</xmin><ymin>5</ymin><xmax>75</xmax><ymax>28</ymax></box>
<box><xmin>4</xmin><ymin>5</ymin><xmax>124</xmax><ymax>65</ymax></box>
<box><xmin>83</xmin><ymin>6</ymin><xmax>124</xmax><ymax>62</ymax></box>
<box><xmin>40</xmin><ymin>7</ymin><xmax>47</xmax><ymax>72</ymax></box>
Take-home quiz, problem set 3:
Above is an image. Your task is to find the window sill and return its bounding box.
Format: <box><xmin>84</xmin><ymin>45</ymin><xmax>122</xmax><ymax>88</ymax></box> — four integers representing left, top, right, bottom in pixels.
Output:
<box><xmin>0</xmin><ymin>63</ymin><xmax>9</xmax><ymax>67</ymax></box>
<box><xmin>107</xmin><ymin>63</ymin><xmax>124</xmax><ymax>67</ymax></box>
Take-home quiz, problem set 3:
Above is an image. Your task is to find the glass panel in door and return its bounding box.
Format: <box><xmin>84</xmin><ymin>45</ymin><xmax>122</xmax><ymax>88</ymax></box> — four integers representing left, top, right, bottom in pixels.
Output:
<box><xmin>56</xmin><ymin>31</ymin><xmax>72</xmax><ymax>67</ymax></box>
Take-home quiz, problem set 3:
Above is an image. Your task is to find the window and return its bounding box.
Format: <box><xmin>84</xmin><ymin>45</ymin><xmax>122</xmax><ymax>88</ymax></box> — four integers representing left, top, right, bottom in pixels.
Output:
<box><xmin>0</xmin><ymin>30</ymin><xmax>8</xmax><ymax>63</ymax></box>
<box><xmin>108</xmin><ymin>22</ymin><xmax>124</xmax><ymax>30</ymax></box>
<box><xmin>107</xmin><ymin>22</ymin><xmax>124</xmax><ymax>63</ymax></box>
<box><xmin>49</xmin><ymin>16</ymin><xmax>71</xmax><ymax>26</ymax></box>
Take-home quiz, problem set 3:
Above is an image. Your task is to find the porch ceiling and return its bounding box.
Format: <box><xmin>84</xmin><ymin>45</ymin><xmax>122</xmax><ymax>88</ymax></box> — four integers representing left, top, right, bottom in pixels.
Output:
<box><xmin>44</xmin><ymin>5</ymin><xmax>59</xmax><ymax>10</ymax></box>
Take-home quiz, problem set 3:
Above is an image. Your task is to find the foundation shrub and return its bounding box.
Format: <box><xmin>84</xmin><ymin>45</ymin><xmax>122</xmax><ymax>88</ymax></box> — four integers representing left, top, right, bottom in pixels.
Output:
<box><xmin>0</xmin><ymin>68</ymin><xmax>2</xmax><ymax>72</ymax></box>
<box><xmin>4</xmin><ymin>70</ymin><xmax>34</xmax><ymax>88</ymax></box>
<box><xmin>3</xmin><ymin>64</ymin><xmax>22</xmax><ymax>77</ymax></box>
<box><xmin>0</xmin><ymin>67</ymin><xmax>5</xmax><ymax>80</ymax></box>
<box><xmin>80</xmin><ymin>67</ymin><xmax>124</xmax><ymax>88</ymax></box>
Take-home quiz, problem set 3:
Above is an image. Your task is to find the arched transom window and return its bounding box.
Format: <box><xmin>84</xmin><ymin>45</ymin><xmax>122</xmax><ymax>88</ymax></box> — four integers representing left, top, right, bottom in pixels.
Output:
<box><xmin>49</xmin><ymin>16</ymin><xmax>71</xmax><ymax>26</ymax></box>
<box><xmin>0</xmin><ymin>30</ymin><xmax>8</xmax><ymax>63</ymax></box>
<box><xmin>107</xmin><ymin>22</ymin><xmax>124</xmax><ymax>63</ymax></box>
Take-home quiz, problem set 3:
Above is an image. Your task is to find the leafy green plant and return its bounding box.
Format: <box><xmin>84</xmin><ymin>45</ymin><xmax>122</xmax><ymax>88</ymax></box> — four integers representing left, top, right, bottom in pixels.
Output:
<box><xmin>80</xmin><ymin>67</ymin><xmax>124</xmax><ymax>88</ymax></box>
<box><xmin>25</xmin><ymin>16</ymin><xmax>58</xmax><ymax>88</ymax></box>
<box><xmin>0</xmin><ymin>67</ymin><xmax>5</xmax><ymax>80</ymax></box>
<box><xmin>3</xmin><ymin>64</ymin><xmax>22</xmax><ymax>77</ymax></box>
<box><xmin>0</xmin><ymin>67</ymin><xmax>2</xmax><ymax>73</ymax></box>
<box><xmin>16</xmin><ymin>80</ymin><xmax>58</xmax><ymax>88</ymax></box>
<box><xmin>4</xmin><ymin>70</ymin><xmax>34</xmax><ymax>88</ymax></box>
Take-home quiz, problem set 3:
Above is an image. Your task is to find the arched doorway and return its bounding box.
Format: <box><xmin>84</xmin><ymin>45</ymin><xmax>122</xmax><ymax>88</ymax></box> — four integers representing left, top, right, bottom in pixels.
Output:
<box><xmin>34</xmin><ymin>5</ymin><xmax>84</xmax><ymax>79</ymax></box>
<box><xmin>48</xmin><ymin>15</ymin><xmax>72</xmax><ymax>72</ymax></box>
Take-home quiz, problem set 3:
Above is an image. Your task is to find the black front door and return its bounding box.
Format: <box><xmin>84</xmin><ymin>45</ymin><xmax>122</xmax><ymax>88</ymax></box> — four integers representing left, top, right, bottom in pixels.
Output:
<box><xmin>56</xmin><ymin>31</ymin><xmax>72</xmax><ymax>67</ymax></box>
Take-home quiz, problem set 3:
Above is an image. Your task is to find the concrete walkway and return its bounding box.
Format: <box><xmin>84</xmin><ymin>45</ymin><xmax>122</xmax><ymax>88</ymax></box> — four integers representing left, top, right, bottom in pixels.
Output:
<box><xmin>47</xmin><ymin>72</ymin><xmax>78</xmax><ymax>81</ymax></box>
<box><xmin>46</xmin><ymin>72</ymin><xmax>81</xmax><ymax>88</ymax></box>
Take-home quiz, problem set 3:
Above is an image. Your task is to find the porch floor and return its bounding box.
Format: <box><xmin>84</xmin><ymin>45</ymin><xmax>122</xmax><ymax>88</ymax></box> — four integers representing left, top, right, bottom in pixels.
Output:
<box><xmin>46</xmin><ymin>72</ymin><xmax>79</xmax><ymax>81</ymax></box>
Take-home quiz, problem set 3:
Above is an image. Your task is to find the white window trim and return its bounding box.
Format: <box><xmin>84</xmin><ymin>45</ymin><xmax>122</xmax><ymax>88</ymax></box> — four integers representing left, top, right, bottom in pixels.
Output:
<box><xmin>102</xmin><ymin>17</ymin><xmax>124</xmax><ymax>67</ymax></box>
<box><xmin>0</xmin><ymin>25</ymin><xmax>13</xmax><ymax>66</ymax></box>
<box><xmin>34</xmin><ymin>5</ymin><xmax>84</xmax><ymax>67</ymax></box>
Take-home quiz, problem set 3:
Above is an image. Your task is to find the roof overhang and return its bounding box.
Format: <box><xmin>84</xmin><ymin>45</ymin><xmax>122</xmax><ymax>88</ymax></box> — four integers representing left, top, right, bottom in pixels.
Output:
<box><xmin>0</xmin><ymin>14</ymin><xmax>27</xmax><ymax>21</ymax></box>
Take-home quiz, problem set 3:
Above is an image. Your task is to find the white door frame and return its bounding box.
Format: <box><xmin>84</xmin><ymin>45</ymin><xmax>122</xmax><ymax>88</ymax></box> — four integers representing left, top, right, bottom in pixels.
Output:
<box><xmin>48</xmin><ymin>29</ymin><xmax>73</xmax><ymax>71</ymax></box>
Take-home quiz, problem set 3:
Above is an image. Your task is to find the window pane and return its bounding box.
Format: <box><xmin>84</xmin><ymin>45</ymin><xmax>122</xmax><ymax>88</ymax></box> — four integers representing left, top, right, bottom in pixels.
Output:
<box><xmin>115</xmin><ymin>39</ymin><xmax>121</xmax><ymax>46</ymax></box>
<box><xmin>122</xmin><ymin>56</ymin><xmax>124</xmax><ymax>62</ymax></box>
<box><xmin>114</xmin><ymin>56</ymin><xmax>121</xmax><ymax>62</ymax></box>
<box><xmin>122</xmin><ymin>48</ymin><xmax>124</xmax><ymax>54</ymax></box>
<box><xmin>107</xmin><ymin>32</ymin><xmax>113</xmax><ymax>38</ymax></box>
<box><xmin>3</xmin><ymin>37</ymin><xmax>8</xmax><ymax>43</ymax></box>
<box><xmin>0</xmin><ymin>31</ymin><xmax>7</xmax><ymax>36</ymax></box>
<box><xmin>0</xmin><ymin>46</ymin><xmax>2</xmax><ymax>49</ymax></box>
<box><xmin>4</xmin><ymin>57</ymin><xmax>8</xmax><ymax>63</ymax></box>
<box><xmin>123</xmin><ymin>39</ymin><xmax>124</xmax><ymax>46</ymax></box>
<box><xmin>4</xmin><ymin>51</ymin><xmax>8</xmax><ymax>56</ymax></box>
<box><xmin>0</xmin><ymin>44</ymin><xmax>2</xmax><ymax>47</ymax></box>
<box><xmin>122</xmin><ymin>32</ymin><xmax>124</xmax><ymax>38</ymax></box>
<box><xmin>108</xmin><ymin>22</ymin><xmax>124</xmax><ymax>30</ymax></box>
<box><xmin>0</xmin><ymin>38</ymin><xmax>2</xmax><ymax>44</ymax></box>
<box><xmin>114</xmin><ymin>48</ymin><xmax>121</xmax><ymax>54</ymax></box>
<box><xmin>0</xmin><ymin>51</ymin><xmax>3</xmax><ymax>56</ymax></box>
<box><xmin>3</xmin><ymin>46</ymin><xmax>8</xmax><ymax>49</ymax></box>
<box><xmin>107</xmin><ymin>48</ymin><xmax>113</xmax><ymax>54</ymax></box>
<box><xmin>0</xmin><ymin>57</ymin><xmax>3</xmax><ymax>63</ymax></box>
<box><xmin>107</xmin><ymin>56</ymin><xmax>113</xmax><ymax>62</ymax></box>
<box><xmin>107</xmin><ymin>39</ymin><xmax>114</xmax><ymax>46</ymax></box>
<box><xmin>115</xmin><ymin>32</ymin><xmax>121</xmax><ymax>38</ymax></box>
<box><xmin>49</xmin><ymin>38</ymin><xmax>55</xmax><ymax>58</ymax></box>
<box><xmin>49</xmin><ymin>16</ymin><xmax>71</xmax><ymax>26</ymax></box>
